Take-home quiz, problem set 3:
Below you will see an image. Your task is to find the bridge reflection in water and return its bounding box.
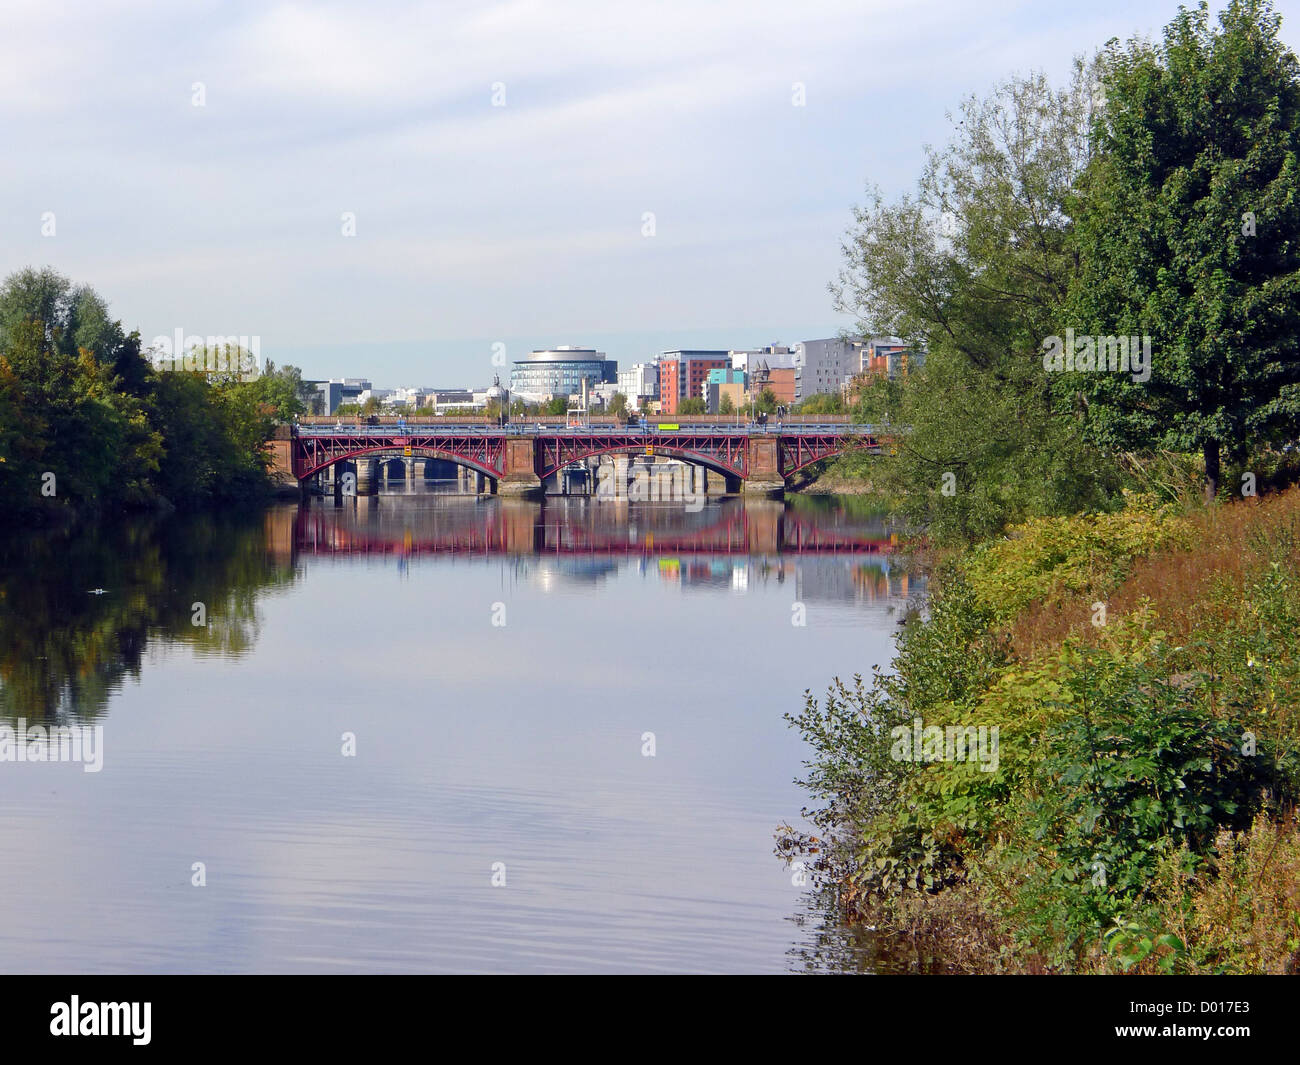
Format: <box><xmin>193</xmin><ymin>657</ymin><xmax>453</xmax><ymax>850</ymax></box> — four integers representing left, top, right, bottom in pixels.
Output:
<box><xmin>265</xmin><ymin>495</ymin><xmax>922</xmax><ymax>608</ymax></box>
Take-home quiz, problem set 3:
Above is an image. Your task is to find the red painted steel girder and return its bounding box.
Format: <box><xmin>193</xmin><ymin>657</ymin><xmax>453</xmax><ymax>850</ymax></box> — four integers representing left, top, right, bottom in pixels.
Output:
<box><xmin>291</xmin><ymin>429</ymin><xmax>888</xmax><ymax>482</ymax></box>
<box><xmin>293</xmin><ymin>432</ymin><xmax>506</xmax><ymax>479</ymax></box>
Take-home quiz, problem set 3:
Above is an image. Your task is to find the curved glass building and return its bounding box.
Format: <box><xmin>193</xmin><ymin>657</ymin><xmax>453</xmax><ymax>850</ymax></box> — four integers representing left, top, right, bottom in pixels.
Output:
<box><xmin>510</xmin><ymin>347</ymin><xmax>617</xmax><ymax>398</ymax></box>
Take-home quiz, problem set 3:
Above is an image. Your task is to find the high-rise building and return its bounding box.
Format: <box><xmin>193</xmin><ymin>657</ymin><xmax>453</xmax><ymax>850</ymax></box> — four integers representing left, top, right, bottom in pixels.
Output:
<box><xmin>657</xmin><ymin>350</ymin><xmax>729</xmax><ymax>415</ymax></box>
<box><xmin>314</xmin><ymin>378</ymin><xmax>372</xmax><ymax>413</ymax></box>
<box><xmin>617</xmin><ymin>362</ymin><xmax>659</xmax><ymax>409</ymax></box>
<box><xmin>510</xmin><ymin>347</ymin><xmax>617</xmax><ymax>400</ymax></box>
<box><xmin>793</xmin><ymin>338</ymin><xmax>867</xmax><ymax>400</ymax></box>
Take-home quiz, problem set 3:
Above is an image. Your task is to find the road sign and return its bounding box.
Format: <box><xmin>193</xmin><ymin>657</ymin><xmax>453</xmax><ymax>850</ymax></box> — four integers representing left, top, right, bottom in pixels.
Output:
<box><xmin>403</xmin><ymin>446</ymin><xmax>412</xmax><ymax>457</ymax></box>
<box><xmin>645</xmin><ymin>446</ymin><xmax>654</xmax><ymax>455</ymax></box>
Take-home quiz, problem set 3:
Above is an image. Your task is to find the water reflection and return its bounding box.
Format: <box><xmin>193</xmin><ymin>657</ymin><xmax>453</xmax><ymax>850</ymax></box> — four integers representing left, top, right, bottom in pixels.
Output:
<box><xmin>0</xmin><ymin>511</ymin><xmax>295</xmax><ymax>723</ymax></box>
<box><xmin>294</xmin><ymin>493</ymin><xmax>897</xmax><ymax>557</ymax></box>
<box><xmin>0</xmin><ymin>495</ymin><xmax>924</xmax><ymax>973</ymax></box>
<box><xmin>291</xmin><ymin>494</ymin><xmax>918</xmax><ymax>608</ymax></box>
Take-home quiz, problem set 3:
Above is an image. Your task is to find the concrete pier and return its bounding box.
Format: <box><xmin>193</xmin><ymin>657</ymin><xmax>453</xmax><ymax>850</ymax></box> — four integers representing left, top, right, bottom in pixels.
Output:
<box><xmin>355</xmin><ymin>458</ymin><xmax>376</xmax><ymax>495</ymax></box>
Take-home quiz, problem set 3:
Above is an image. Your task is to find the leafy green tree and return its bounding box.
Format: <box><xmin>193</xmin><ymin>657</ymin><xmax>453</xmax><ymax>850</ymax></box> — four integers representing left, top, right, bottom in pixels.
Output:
<box><xmin>797</xmin><ymin>393</ymin><xmax>844</xmax><ymax>415</ymax></box>
<box><xmin>834</xmin><ymin>67</ymin><xmax>1121</xmax><ymax>541</ymax></box>
<box><xmin>754</xmin><ymin>388</ymin><xmax>778</xmax><ymax>415</ymax></box>
<box><xmin>607</xmin><ymin>392</ymin><xmax>628</xmax><ymax>417</ymax></box>
<box><xmin>0</xmin><ymin>267</ymin><xmax>289</xmax><ymax>513</ymax></box>
<box><xmin>243</xmin><ymin>360</ymin><xmax>307</xmax><ymax>422</ymax></box>
<box><xmin>678</xmin><ymin>397</ymin><xmax>707</xmax><ymax>415</ymax></box>
<box><xmin>719</xmin><ymin>392</ymin><xmax>736</xmax><ymax>415</ymax></box>
<box><xmin>1071</xmin><ymin>0</ymin><xmax>1300</xmax><ymax>500</ymax></box>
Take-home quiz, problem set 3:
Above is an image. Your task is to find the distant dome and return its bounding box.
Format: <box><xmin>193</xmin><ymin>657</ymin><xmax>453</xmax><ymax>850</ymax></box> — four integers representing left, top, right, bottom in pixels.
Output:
<box><xmin>486</xmin><ymin>374</ymin><xmax>509</xmax><ymax>402</ymax></box>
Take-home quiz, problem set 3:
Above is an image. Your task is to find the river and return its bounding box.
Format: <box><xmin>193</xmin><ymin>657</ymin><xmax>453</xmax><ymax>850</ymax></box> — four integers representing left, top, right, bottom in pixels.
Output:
<box><xmin>0</xmin><ymin>488</ymin><xmax>921</xmax><ymax>973</ymax></box>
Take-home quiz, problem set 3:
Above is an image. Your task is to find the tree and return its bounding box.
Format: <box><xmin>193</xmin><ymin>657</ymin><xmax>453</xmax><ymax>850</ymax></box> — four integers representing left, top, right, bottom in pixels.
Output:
<box><xmin>719</xmin><ymin>392</ymin><xmax>736</xmax><ymax>415</ymax></box>
<box><xmin>833</xmin><ymin>66</ymin><xmax>1121</xmax><ymax>541</ymax></box>
<box><xmin>242</xmin><ymin>359</ymin><xmax>307</xmax><ymax>422</ymax></box>
<box><xmin>754</xmin><ymin>388</ymin><xmax>778</xmax><ymax>414</ymax></box>
<box><xmin>0</xmin><ymin>266</ymin><xmax>288</xmax><ymax>513</ymax></box>
<box><xmin>0</xmin><ymin>271</ymin><xmax>153</xmax><ymax>508</ymax></box>
<box><xmin>679</xmin><ymin>398</ymin><xmax>707</xmax><ymax>415</ymax></box>
<box><xmin>608</xmin><ymin>392</ymin><xmax>628</xmax><ymax>417</ymax></box>
<box><xmin>797</xmin><ymin>393</ymin><xmax>844</xmax><ymax>415</ymax></box>
<box><xmin>1071</xmin><ymin>0</ymin><xmax>1300</xmax><ymax>500</ymax></box>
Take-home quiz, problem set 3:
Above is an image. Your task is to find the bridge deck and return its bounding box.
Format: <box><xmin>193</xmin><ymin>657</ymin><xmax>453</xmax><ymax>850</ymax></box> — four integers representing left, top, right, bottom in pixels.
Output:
<box><xmin>286</xmin><ymin>423</ymin><xmax>891</xmax><ymax>482</ymax></box>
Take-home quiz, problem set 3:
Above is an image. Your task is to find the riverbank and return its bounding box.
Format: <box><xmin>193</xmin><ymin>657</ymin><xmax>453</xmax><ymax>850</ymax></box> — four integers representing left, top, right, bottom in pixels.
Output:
<box><xmin>782</xmin><ymin>487</ymin><xmax>1300</xmax><ymax>974</ymax></box>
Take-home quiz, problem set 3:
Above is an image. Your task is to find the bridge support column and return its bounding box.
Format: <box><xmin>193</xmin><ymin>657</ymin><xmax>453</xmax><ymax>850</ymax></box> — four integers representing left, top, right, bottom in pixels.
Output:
<box><xmin>265</xmin><ymin>424</ymin><xmax>302</xmax><ymax>497</ymax></box>
<box><xmin>474</xmin><ymin>471</ymin><xmax>485</xmax><ymax>494</ymax></box>
<box><xmin>610</xmin><ymin>455</ymin><xmax>630</xmax><ymax>499</ymax></box>
<box><xmin>498</xmin><ymin>438</ymin><xmax>543</xmax><ymax>497</ymax></box>
<box><xmin>743</xmin><ymin>437</ymin><xmax>785</xmax><ymax>497</ymax></box>
<box><xmin>356</xmin><ymin>458</ymin><xmax>376</xmax><ymax>495</ymax></box>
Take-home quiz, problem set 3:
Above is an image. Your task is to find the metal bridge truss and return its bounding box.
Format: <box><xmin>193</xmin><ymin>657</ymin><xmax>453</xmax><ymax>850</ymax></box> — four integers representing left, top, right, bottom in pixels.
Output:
<box><xmin>292</xmin><ymin>429</ymin><xmax>884</xmax><ymax>481</ymax></box>
<box><xmin>294</xmin><ymin>431</ymin><xmax>506</xmax><ymax>480</ymax></box>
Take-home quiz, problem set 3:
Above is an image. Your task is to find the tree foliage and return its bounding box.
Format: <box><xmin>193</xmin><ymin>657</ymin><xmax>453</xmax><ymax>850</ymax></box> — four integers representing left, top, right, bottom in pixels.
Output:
<box><xmin>1071</xmin><ymin>0</ymin><xmax>1300</xmax><ymax>499</ymax></box>
<box><xmin>0</xmin><ymin>267</ymin><xmax>301</xmax><ymax>516</ymax></box>
<box><xmin>834</xmin><ymin>66</ymin><xmax>1121</xmax><ymax>541</ymax></box>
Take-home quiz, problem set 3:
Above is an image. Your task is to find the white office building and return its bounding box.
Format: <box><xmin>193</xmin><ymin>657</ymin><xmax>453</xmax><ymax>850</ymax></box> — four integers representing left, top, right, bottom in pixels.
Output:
<box><xmin>617</xmin><ymin>362</ymin><xmax>659</xmax><ymax>408</ymax></box>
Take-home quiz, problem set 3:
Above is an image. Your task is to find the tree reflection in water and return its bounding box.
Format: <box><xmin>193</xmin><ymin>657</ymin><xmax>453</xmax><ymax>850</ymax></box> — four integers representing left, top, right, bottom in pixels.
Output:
<box><xmin>0</xmin><ymin>508</ymin><xmax>297</xmax><ymax>723</ymax></box>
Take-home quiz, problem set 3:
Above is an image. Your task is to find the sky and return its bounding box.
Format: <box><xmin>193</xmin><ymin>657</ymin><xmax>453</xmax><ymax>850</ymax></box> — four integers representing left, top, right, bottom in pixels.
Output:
<box><xmin>4</xmin><ymin>0</ymin><xmax>1299</xmax><ymax>388</ymax></box>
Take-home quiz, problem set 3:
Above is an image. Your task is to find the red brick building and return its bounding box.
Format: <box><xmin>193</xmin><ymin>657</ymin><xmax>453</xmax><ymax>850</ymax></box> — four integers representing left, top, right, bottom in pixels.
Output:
<box><xmin>656</xmin><ymin>351</ymin><xmax>729</xmax><ymax>415</ymax></box>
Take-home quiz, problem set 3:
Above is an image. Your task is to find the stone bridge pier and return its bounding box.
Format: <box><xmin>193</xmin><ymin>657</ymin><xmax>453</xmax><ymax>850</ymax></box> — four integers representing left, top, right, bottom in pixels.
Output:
<box><xmin>742</xmin><ymin>437</ymin><xmax>784</xmax><ymax>496</ymax></box>
<box><xmin>499</xmin><ymin>438</ymin><xmax>543</xmax><ymax>496</ymax></box>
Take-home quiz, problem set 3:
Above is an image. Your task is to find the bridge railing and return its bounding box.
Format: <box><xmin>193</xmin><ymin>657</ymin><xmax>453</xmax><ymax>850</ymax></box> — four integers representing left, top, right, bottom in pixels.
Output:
<box><xmin>296</xmin><ymin>413</ymin><xmax>859</xmax><ymax>428</ymax></box>
<box><xmin>292</xmin><ymin>422</ymin><xmax>887</xmax><ymax>436</ymax></box>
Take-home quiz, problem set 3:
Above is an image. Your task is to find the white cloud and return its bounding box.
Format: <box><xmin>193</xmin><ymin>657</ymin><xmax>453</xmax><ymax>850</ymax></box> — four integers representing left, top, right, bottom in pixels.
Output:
<box><xmin>3</xmin><ymin>0</ymin><xmax>1299</xmax><ymax>382</ymax></box>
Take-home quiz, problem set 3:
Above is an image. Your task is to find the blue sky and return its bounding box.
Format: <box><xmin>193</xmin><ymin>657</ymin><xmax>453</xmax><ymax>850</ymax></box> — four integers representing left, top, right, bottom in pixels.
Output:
<box><xmin>4</xmin><ymin>0</ymin><xmax>1298</xmax><ymax>387</ymax></box>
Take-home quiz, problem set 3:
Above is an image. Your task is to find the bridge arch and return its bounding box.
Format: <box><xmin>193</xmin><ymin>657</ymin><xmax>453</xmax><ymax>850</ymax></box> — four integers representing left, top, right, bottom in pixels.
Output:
<box><xmin>301</xmin><ymin>445</ymin><xmax>502</xmax><ymax>482</ymax></box>
<box><xmin>536</xmin><ymin>442</ymin><xmax>744</xmax><ymax>481</ymax></box>
<box><xmin>781</xmin><ymin>437</ymin><xmax>882</xmax><ymax>478</ymax></box>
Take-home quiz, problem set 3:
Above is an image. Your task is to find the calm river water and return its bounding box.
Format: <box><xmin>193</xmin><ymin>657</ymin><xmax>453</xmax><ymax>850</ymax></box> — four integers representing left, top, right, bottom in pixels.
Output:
<box><xmin>0</xmin><ymin>489</ymin><xmax>921</xmax><ymax>973</ymax></box>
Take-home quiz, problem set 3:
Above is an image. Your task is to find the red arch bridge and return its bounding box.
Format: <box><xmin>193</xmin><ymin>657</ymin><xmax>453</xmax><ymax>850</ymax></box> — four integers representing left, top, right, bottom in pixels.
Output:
<box><xmin>269</xmin><ymin>422</ymin><xmax>894</xmax><ymax>497</ymax></box>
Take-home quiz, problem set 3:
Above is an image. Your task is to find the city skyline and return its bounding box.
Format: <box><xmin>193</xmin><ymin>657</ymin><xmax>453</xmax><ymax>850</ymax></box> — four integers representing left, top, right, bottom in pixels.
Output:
<box><xmin>4</xmin><ymin>0</ymin><xmax>1276</xmax><ymax>386</ymax></box>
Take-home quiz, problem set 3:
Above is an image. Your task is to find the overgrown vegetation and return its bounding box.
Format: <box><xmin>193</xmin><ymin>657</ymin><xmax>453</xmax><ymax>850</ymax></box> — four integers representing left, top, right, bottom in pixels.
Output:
<box><xmin>781</xmin><ymin>489</ymin><xmax>1300</xmax><ymax>972</ymax></box>
<box><xmin>785</xmin><ymin>0</ymin><xmax>1300</xmax><ymax>974</ymax></box>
